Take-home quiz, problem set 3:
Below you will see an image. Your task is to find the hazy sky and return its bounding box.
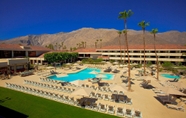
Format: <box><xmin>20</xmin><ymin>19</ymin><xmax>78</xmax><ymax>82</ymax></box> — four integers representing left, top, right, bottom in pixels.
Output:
<box><xmin>0</xmin><ymin>0</ymin><xmax>186</xmax><ymax>40</ymax></box>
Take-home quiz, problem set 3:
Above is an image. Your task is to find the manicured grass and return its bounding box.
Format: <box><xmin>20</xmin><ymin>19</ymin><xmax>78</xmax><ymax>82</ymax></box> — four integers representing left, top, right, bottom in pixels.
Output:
<box><xmin>0</xmin><ymin>87</ymin><xmax>118</xmax><ymax>118</ymax></box>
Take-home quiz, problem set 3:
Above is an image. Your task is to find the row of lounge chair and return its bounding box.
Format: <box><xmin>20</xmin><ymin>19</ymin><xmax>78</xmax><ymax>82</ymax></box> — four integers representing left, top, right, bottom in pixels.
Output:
<box><xmin>24</xmin><ymin>80</ymin><xmax>76</xmax><ymax>93</ymax></box>
<box><xmin>83</xmin><ymin>103</ymin><xmax>142</xmax><ymax>118</ymax></box>
<box><xmin>5</xmin><ymin>82</ymin><xmax>78</xmax><ymax>105</ymax></box>
<box><xmin>166</xmin><ymin>103</ymin><xmax>185</xmax><ymax>111</ymax></box>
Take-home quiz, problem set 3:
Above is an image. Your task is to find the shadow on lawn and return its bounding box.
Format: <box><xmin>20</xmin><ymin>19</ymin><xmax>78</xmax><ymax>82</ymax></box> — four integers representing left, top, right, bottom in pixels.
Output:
<box><xmin>0</xmin><ymin>105</ymin><xmax>28</xmax><ymax>118</ymax></box>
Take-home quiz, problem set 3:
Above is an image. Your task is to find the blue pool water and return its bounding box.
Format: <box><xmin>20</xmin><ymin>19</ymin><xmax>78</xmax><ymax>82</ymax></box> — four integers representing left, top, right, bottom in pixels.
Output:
<box><xmin>48</xmin><ymin>68</ymin><xmax>114</xmax><ymax>82</ymax></box>
<box><xmin>161</xmin><ymin>74</ymin><xmax>180</xmax><ymax>79</ymax></box>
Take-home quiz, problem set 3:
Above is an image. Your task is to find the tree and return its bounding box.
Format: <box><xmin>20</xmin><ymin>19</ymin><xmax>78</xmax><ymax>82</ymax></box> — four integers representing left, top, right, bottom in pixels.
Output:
<box><xmin>117</xmin><ymin>31</ymin><xmax>123</xmax><ymax>63</ymax></box>
<box><xmin>61</xmin><ymin>42</ymin><xmax>64</xmax><ymax>50</ymax></box>
<box><xmin>95</xmin><ymin>42</ymin><xmax>97</xmax><ymax>48</ymax></box>
<box><xmin>81</xmin><ymin>41</ymin><xmax>84</xmax><ymax>48</ymax></box>
<box><xmin>118</xmin><ymin>9</ymin><xmax>133</xmax><ymax>91</ymax></box>
<box><xmin>138</xmin><ymin>20</ymin><xmax>150</xmax><ymax>76</ymax></box>
<box><xmin>84</xmin><ymin>42</ymin><xmax>86</xmax><ymax>48</ymax></box>
<box><xmin>55</xmin><ymin>42</ymin><xmax>58</xmax><ymax>50</ymax></box>
<box><xmin>96</xmin><ymin>39</ymin><xmax>99</xmax><ymax>48</ymax></box>
<box><xmin>63</xmin><ymin>45</ymin><xmax>67</xmax><ymax>50</ymax></box>
<box><xmin>151</xmin><ymin>28</ymin><xmax>159</xmax><ymax>80</ymax></box>
<box><xmin>58</xmin><ymin>44</ymin><xmax>61</xmax><ymax>50</ymax></box>
<box><xmin>100</xmin><ymin>39</ymin><xmax>102</xmax><ymax>48</ymax></box>
<box><xmin>48</xmin><ymin>44</ymin><xmax>54</xmax><ymax>50</ymax></box>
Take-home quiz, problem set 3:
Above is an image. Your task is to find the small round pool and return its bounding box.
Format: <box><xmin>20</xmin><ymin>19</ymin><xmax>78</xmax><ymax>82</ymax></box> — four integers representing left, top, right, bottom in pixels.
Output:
<box><xmin>161</xmin><ymin>74</ymin><xmax>180</xmax><ymax>79</ymax></box>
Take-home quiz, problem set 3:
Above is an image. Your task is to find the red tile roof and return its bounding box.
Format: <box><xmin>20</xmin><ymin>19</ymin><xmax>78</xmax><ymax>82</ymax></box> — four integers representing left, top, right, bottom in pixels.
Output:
<box><xmin>0</xmin><ymin>44</ymin><xmax>51</xmax><ymax>51</ymax></box>
<box><xmin>74</xmin><ymin>48</ymin><xmax>96</xmax><ymax>52</ymax></box>
<box><xmin>100</xmin><ymin>44</ymin><xmax>186</xmax><ymax>50</ymax></box>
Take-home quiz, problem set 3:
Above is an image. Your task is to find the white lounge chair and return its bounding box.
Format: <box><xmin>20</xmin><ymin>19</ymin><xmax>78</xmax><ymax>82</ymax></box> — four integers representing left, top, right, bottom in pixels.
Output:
<box><xmin>166</xmin><ymin>103</ymin><xmax>185</xmax><ymax>111</ymax></box>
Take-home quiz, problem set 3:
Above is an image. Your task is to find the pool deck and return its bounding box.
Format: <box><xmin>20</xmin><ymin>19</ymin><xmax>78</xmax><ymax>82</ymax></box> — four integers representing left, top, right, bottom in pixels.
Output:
<box><xmin>0</xmin><ymin>64</ymin><xmax>186</xmax><ymax>118</ymax></box>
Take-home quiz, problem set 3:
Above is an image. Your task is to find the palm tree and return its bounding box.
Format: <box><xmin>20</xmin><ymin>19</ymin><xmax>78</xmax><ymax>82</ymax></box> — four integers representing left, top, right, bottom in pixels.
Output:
<box><xmin>81</xmin><ymin>41</ymin><xmax>84</xmax><ymax>48</ymax></box>
<box><xmin>96</xmin><ymin>39</ymin><xmax>99</xmax><ymax>48</ymax></box>
<box><xmin>95</xmin><ymin>42</ymin><xmax>97</xmax><ymax>48</ymax></box>
<box><xmin>84</xmin><ymin>42</ymin><xmax>86</xmax><ymax>48</ymax></box>
<box><xmin>58</xmin><ymin>44</ymin><xmax>61</xmax><ymax>50</ymax></box>
<box><xmin>100</xmin><ymin>39</ymin><xmax>102</xmax><ymax>48</ymax></box>
<box><xmin>118</xmin><ymin>9</ymin><xmax>133</xmax><ymax>91</ymax></box>
<box><xmin>61</xmin><ymin>42</ymin><xmax>64</xmax><ymax>50</ymax></box>
<box><xmin>117</xmin><ymin>31</ymin><xmax>123</xmax><ymax>63</ymax></box>
<box><xmin>55</xmin><ymin>42</ymin><xmax>58</xmax><ymax>50</ymax></box>
<box><xmin>138</xmin><ymin>20</ymin><xmax>150</xmax><ymax>76</ymax></box>
<box><xmin>151</xmin><ymin>28</ymin><xmax>159</xmax><ymax>80</ymax></box>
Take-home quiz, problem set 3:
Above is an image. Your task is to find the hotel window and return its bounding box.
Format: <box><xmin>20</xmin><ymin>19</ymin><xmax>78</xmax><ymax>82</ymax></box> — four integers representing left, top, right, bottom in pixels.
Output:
<box><xmin>170</xmin><ymin>51</ymin><xmax>176</xmax><ymax>53</ymax></box>
<box><xmin>28</xmin><ymin>51</ymin><xmax>36</xmax><ymax>57</ymax></box>
<box><xmin>133</xmin><ymin>51</ymin><xmax>140</xmax><ymax>53</ymax></box>
<box><xmin>0</xmin><ymin>50</ymin><xmax>12</xmax><ymax>58</ymax></box>
<box><xmin>14</xmin><ymin>51</ymin><xmax>26</xmax><ymax>57</ymax></box>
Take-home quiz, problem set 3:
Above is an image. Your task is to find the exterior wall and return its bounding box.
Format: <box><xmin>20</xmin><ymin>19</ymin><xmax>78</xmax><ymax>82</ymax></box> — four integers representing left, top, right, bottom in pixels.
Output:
<box><xmin>83</xmin><ymin>49</ymin><xmax>186</xmax><ymax>63</ymax></box>
<box><xmin>29</xmin><ymin>57</ymin><xmax>45</xmax><ymax>65</ymax></box>
<box><xmin>8</xmin><ymin>58</ymin><xmax>29</xmax><ymax>66</ymax></box>
<box><xmin>0</xmin><ymin>61</ymin><xmax>8</xmax><ymax>68</ymax></box>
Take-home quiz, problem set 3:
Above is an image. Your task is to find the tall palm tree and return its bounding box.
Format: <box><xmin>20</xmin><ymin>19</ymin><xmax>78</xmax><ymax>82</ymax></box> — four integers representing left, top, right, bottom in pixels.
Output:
<box><xmin>61</xmin><ymin>42</ymin><xmax>64</xmax><ymax>50</ymax></box>
<box><xmin>95</xmin><ymin>42</ymin><xmax>97</xmax><ymax>48</ymax></box>
<box><xmin>58</xmin><ymin>44</ymin><xmax>61</xmax><ymax>50</ymax></box>
<box><xmin>96</xmin><ymin>39</ymin><xmax>99</xmax><ymax>48</ymax></box>
<box><xmin>118</xmin><ymin>9</ymin><xmax>133</xmax><ymax>91</ymax></box>
<box><xmin>117</xmin><ymin>31</ymin><xmax>123</xmax><ymax>63</ymax></box>
<box><xmin>138</xmin><ymin>20</ymin><xmax>150</xmax><ymax>76</ymax></box>
<box><xmin>100</xmin><ymin>39</ymin><xmax>102</xmax><ymax>48</ymax></box>
<box><xmin>151</xmin><ymin>28</ymin><xmax>159</xmax><ymax>80</ymax></box>
<box><xmin>55</xmin><ymin>42</ymin><xmax>58</xmax><ymax>50</ymax></box>
<box><xmin>85</xmin><ymin>42</ymin><xmax>86</xmax><ymax>48</ymax></box>
<box><xmin>81</xmin><ymin>41</ymin><xmax>84</xmax><ymax>48</ymax></box>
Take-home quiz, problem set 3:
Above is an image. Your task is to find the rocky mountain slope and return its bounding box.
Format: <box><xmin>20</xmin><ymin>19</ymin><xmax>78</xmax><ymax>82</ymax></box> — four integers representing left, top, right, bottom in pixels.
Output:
<box><xmin>1</xmin><ymin>28</ymin><xmax>186</xmax><ymax>49</ymax></box>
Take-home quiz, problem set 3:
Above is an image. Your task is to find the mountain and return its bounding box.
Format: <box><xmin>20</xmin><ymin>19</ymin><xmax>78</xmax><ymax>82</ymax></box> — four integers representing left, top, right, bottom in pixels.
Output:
<box><xmin>1</xmin><ymin>28</ymin><xmax>186</xmax><ymax>49</ymax></box>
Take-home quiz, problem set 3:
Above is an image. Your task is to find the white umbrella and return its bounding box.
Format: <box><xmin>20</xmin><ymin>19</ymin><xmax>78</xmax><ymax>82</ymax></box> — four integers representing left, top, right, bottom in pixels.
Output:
<box><xmin>71</xmin><ymin>88</ymin><xmax>93</xmax><ymax>97</ymax></box>
<box><xmin>77</xmin><ymin>61</ymin><xmax>81</xmax><ymax>63</ymax></box>
<box><xmin>66</xmin><ymin>63</ymin><xmax>71</xmax><ymax>65</ymax></box>
<box><xmin>113</xmin><ymin>62</ymin><xmax>119</xmax><ymax>65</ymax></box>
<box><xmin>70</xmin><ymin>79</ymin><xmax>86</xmax><ymax>86</ymax></box>
<box><xmin>73</xmin><ymin>63</ymin><xmax>78</xmax><ymax>66</ymax></box>
<box><xmin>89</xmin><ymin>70</ymin><xmax>99</xmax><ymax>74</ymax></box>
<box><xmin>96</xmin><ymin>73</ymin><xmax>107</xmax><ymax>79</ymax></box>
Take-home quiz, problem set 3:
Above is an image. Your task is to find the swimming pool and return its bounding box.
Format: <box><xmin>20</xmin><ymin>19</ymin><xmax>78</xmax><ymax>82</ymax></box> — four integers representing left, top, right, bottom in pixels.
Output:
<box><xmin>161</xmin><ymin>74</ymin><xmax>180</xmax><ymax>79</ymax></box>
<box><xmin>48</xmin><ymin>68</ymin><xmax>114</xmax><ymax>82</ymax></box>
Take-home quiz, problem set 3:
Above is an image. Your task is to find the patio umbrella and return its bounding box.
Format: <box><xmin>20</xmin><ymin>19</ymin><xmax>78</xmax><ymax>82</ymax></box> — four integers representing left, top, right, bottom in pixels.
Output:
<box><xmin>71</xmin><ymin>88</ymin><xmax>93</xmax><ymax>97</ymax></box>
<box><xmin>113</xmin><ymin>62</ymin><xmax>119</xmax><ymax>65</ymax></box>
<box><xmin>66</xmin><ymin>63</ymin><xmax>72</xmax><ymax>66</ymax></box>
<box><xmin>170</xmin><ymin>82</ymin><xmax>186</xmax><ymax>90</ymax></box>
<box><xmin>89</xmin><ymin>70</ymin><xmax>98</xmax><ymax>74</ymax></box>
<box><xmin>161</xmin><ymin>87</ymin><xmax>186</xmax><ymax>97</ymax></box>
<box><xmin>70</xmin><ymin>79</ymin><xmax>87</xmax><ymax>86</ymax></box>
<box><xmin>109</xmin><ymin>84</ymin><xmax>127</xmax><ymax>93</ymax></box>
<box><xmin>46</xmin><ymin>66</ymin><xmax>54</xmax><ymax>70</ymax></box>
<box><xmin>77</xmin><ymin>61</ymin><xmax>81</xmax><ymax>63</ymax></box>
<box><xmin>96</xmin><ymin>73</ymin><xmax>107</xmax><ymax>79</ymax></box>
<box><xmin>73</xmin><ymin>63</ymin><xmax>78</xmax><ymax>66</ymax></box>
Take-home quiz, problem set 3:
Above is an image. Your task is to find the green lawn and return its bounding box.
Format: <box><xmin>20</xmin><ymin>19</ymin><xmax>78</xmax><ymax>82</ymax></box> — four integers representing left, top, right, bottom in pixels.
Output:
<box><xmin>0</xmin><ymin>87</ymin><xmax>118</xmax><ymax>118</ymax></box>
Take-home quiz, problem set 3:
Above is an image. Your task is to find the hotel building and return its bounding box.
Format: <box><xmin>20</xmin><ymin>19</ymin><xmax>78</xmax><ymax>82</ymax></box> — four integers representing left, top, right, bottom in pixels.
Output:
<box><xmin>0</xmin><ymin>43</ymin><xmax>186</xmax><ymax>74</ymax></box>
<box><xmin>76</xmin><ymin>44</ymin><xmax>186</xmax><ymax>65</ymax></box>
